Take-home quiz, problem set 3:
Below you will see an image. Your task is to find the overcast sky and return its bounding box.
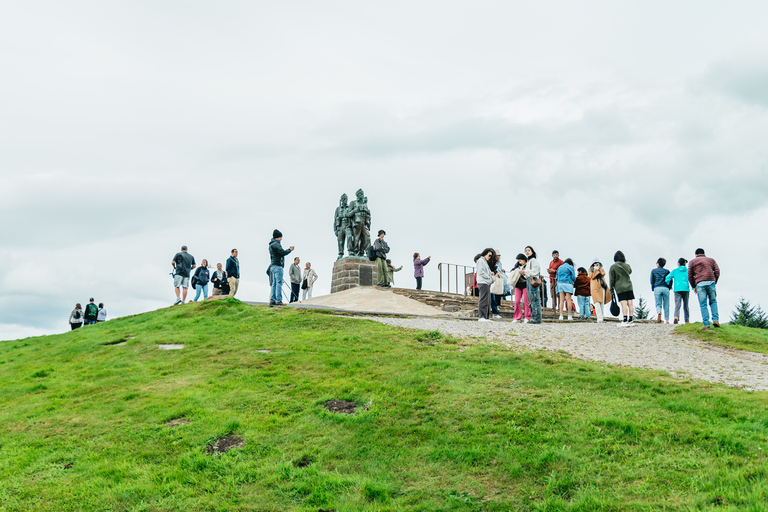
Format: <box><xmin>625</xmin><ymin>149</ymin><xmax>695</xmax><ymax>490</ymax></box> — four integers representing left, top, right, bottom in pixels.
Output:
<box><xmin>3</xmin><ymin>1</ymin><xmax>768</xmax><ymax>340</ymax></box>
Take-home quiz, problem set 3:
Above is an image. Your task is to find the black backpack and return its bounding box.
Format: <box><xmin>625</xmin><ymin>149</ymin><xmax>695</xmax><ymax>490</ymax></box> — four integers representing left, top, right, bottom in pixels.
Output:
<box><xmin>367</xmin><ymin>245</ymin><xmax>377</xmax><ymax>261</ymax></box>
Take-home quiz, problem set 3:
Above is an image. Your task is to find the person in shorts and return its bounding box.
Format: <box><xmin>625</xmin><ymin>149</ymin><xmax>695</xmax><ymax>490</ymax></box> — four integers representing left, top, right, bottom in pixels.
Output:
<box><xmin>609</xmin><ymin>250</ymin><xmax>635</xmax><ymax>326</ymax></box>
<box><xmin>171</xmin><ymin>245</ymin><xmax>196</xmax><ymax>305</ymax></box>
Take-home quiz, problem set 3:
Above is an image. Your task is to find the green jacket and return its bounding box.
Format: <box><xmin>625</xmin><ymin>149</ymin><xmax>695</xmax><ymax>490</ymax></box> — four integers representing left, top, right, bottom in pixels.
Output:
<box><xmin>609</xmin><ymin>261</ymin><xmax>633</xmax><ymax>294</ymax></box>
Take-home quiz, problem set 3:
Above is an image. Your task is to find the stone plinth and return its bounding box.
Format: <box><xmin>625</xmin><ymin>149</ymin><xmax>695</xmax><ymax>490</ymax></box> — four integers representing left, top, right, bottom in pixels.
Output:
<box><xmin>331</xmin><ymin>258</ymin><xmax>378</xmax><ymax>293</ymax></box>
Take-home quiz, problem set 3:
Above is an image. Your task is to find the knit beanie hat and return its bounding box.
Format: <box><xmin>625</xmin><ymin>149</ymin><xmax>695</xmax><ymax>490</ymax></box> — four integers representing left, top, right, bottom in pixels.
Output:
<box><xmin>273</xmin><ymin>229</ymin><xmax>282</xmax><ymax>239</ymax></box>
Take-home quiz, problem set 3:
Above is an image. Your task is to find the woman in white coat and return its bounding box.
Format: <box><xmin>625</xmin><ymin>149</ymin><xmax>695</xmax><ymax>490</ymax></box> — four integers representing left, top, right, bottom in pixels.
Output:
<box><xmin>301</xmin><ymin>262</ymin><xmax>318</xmax><ymax>300</ymax></box>
<box><xmin>521</xmin><ymin>246</ymin><xmax>542</xmax><ymax>324</ymax></box>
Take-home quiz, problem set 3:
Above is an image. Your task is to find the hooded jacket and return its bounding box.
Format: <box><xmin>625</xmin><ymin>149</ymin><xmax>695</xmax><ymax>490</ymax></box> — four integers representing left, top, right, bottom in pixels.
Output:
<box><xmin>665</xmin><ymin>265</ymin><xmax>690</xmax><ymax>292</ymax></box>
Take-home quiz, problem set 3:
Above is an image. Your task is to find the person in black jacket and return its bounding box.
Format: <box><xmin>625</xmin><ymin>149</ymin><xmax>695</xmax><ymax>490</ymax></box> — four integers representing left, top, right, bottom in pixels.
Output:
<box><xmin>84</xmin><ymin>298</ymin><xmax>99</xmax><ymax>325</ymax></box>
<box><xmin>210</xmin><ymin>262</ymin><xmax>228</xmax><ymax>297</ymax></box>
<box><xmin>193</xmin><ymin>259</ymin><xmax>211</xmax><ymax>301</ymax></box>
<box><xmin>268</xmin><ymin>229</ymin><xmax>294</xmax><ymax>305</ymax></box>
<box><xmin>226</xmin><ymin>249</ymin><xmax>240</xmax><ymax>297</ymax></box>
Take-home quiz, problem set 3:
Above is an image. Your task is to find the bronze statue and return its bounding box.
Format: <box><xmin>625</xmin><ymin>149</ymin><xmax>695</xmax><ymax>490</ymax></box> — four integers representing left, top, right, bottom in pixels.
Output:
<box><xmin>334</xmin><ymin>189</ymin><xmax>371</xmax><ymax>258</ymax></box>
<box><xmin>333</xmin><ymin>194</ymin><xmax>350</xmax><ymax>260</ymax></box>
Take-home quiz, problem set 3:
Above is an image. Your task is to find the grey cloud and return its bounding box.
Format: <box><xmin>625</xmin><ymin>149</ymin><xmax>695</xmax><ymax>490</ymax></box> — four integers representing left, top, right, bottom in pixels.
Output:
<box><xmin>698</xmin><ymin>54</ymin><xmax>768</xmax><ymax>107</ymax></box>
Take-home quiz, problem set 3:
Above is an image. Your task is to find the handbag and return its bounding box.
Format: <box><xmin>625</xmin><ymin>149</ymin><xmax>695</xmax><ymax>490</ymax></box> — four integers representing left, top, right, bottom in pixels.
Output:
<box><xmin>609</xmin><ymin>290</ymin><xmax>620</xmax><ymax>316</ymax></box>
<box><xmin>301</xmin><ymin>278</ymin><xmax>308</xmax><ymax>290</ymax></box>
<box><xmin>490</xmin><ymin>275</ymin><xmax>504</xmax><ymax>295</ymax></box>
<box><xmin>530</xmin><ymin>275</ymin><xmax>542</xmax><ymax>288</ymax></box>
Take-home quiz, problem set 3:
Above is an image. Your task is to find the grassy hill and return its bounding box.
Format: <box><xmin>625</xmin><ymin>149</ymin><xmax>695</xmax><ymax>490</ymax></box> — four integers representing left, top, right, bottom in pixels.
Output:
<box><xmin>1</xmin><ymin>299</ymin><xmax>767</xmax><ymax>511</ymax></box>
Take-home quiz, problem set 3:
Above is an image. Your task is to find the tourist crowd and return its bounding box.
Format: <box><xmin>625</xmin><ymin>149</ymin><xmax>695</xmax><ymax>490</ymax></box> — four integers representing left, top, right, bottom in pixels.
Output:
<box><xmin>68</xmin><ymin>298</ymin><xmax>106</xmax><ymax>329</ymax></box>
<box><xmin>471</xmin><ymin>246</ymin><xmax>720</xmax><ymax>329</ymax></box>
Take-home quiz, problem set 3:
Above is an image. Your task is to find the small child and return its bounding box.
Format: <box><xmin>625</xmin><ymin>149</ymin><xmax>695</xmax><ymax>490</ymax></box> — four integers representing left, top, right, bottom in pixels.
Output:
<box><xmin>574</xmin><ymin>267</ymin><xmax>592</xmax><ymax>320</ymax></box>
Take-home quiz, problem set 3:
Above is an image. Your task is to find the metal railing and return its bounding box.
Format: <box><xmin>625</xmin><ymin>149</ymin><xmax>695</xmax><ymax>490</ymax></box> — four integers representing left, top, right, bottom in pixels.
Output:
<box><xmin>437</xmin><ymin>262</ymin><xmax>476</xmax><ymax>296</ymax></box>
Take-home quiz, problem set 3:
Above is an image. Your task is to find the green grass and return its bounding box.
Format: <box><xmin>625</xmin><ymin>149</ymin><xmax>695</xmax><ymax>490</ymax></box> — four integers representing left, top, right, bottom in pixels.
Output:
<box><xmin>677</xmin><ymin>323</ymin><xmax>768</xmax><ymax>354</ymax></box>
<box><xmin>1</xmin><ymin>298</ymin><xmax>767</xmax><ymax>511</ymax></box>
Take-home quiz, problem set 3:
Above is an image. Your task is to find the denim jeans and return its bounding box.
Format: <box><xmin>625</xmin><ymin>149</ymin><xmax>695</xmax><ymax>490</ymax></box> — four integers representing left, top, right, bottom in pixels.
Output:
<box><xmin>491</xmin><ymin>294</ymin><xmax>500</xmax><ymax>315</ymax></box>
<box><xmin>674</xmin><ymin>291</ymin><xmax>690</xmax><ymax>322</ymax></box>
<box><xmin>577</xmin><ymin>296</ymin><xmax>591</xmax><ymax>318</ymax></box>
<box><xmin>527</xmin><ymin>279</ymin><xmax>542</xmax><ymax>324</ymax></box>
<box><xmin>194</xmin><ymin>283</ymin><xmax>208</xmax><ymax>301</ymax></box>
<box><xmin>696</xmin><ymin>281</ymin><xmax>718</xmax><ymax>327</ymax></box>
<box><xmin>653</xmin><ymin>287</ymin><xmax>670</xmax><ymax>321</ymax></box>
<box><xmin>270</xmin><ymin>265</ymin><xmax>284</xmax><ymax>303</ymax></box>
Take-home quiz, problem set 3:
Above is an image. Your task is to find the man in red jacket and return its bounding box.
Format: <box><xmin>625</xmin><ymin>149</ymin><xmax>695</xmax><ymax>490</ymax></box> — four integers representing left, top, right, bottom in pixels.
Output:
<box><xmin>688</xmin><ymin>248</ymin><xmax>720</xmax><ymax>330</ymax></box>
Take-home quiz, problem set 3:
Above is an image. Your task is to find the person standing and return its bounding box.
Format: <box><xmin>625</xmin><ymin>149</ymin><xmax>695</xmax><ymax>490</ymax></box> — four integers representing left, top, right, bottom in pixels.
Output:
<box><xmin>374</xmin><ymin>230</ymin><xmax>390</xmax><ymax>287</ymax></box>
<box><xmin>301</xmin><ymin>262</ymin><xmax>318</xmax><ymax>300</ymax></box>
<box><xmin>556</xmin><ymin>258</ymin><xmax>576</xmax><ymax>321</ymax></box>
<box><xmin>665</xmin><ymin>258</ymin><xmax>691</xmax><ymax>324</ymax></box>
<box><xmin>474</xmin><ymin>248</ymin><xmax>497</xmax><ymax>322</ymax></box>
<box><xmin>193</xmin><ymin>259</ymin><xmax>211</xmax><ymax>301</ymax></box>
<box><xmin>386</xmin><ymin>259</ymin><xmax>404</xmax><ymax>287</ymax></box>
<box><xmin>84</xmin><ymin>298</ymin><xmax>99</xmax><ymax>325</ymax></box>
<box><xmin>610</xmin><ymin>251</ymin><xmax>635</xmax><ymax>326</ymax></box>
<box><xmin>289</xmin><ymin>257</ymin><xmax>302</xmax><ymax>303</ymax></box>
<box><xmin>97</xmin><ymin>303</ymin><xmax>107</xmax><ymax>322</ymax></box>
<box><xmin>574</xmin><ymin>267</ymin><xmax>591</xmax><ymax>320</ymax></box>
<box><xmin>522</xmin><ymin>246</ymin><xmax>542</xmax><ymax>324</ymax></box>
<box><xmin>171</xmin><ymin>245</ymin><xmax>196</xmax><ymax>305</ymax></box>
<box><xmin>69</xmin><ymin>303</ymin><xmax>84</xmax><ymax>330</ymax></box>
<box><xmin>210</xmin><ymin>263</ymin><xmax>228</xmax><ymax>297</ymax></box>
<box><xmin>589</xmin><ymin>259</ymin><xmax>611</xmax><ymax>324</ymax></box>
<box><xmin>511</xmin><ymin>253</ymin><xmax>530</xmax><ymax>323</ymax></box>
<box><xmin>688</xmin><ymin>248</ymin><xmax>720</xmax><ymax>330</ymax></box>
<box><xmin>548</xmin><ymin>251</ymin><xmax>564</xmax><ymax>311</ymax></box>
<box><xmin>650</xmin><ymin>258</ymin><xmax>672</xmax><ymax>323</ymax></box>
<box><xmin>226</xmin><ymin>249</ymin><xmax>240</xmax><ymax>297</ymax></box>
<box><xmin>268</xmin><ymin>230</ymin><xmax>293</xmax><ymax>306</ymax></box>
<box><xmin>413</xmin><ymin>253</ymin><xmax>431</xmax><ymax>290</ymax></box>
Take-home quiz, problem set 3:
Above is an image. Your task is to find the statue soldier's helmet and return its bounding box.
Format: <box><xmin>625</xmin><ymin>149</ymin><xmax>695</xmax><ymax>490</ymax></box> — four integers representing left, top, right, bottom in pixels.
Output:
<box><xmin>340</xmin><ymin>193</ymin><xmax>348</xmax><ymax>203</ymax></box>
<box><xmin>356</xmin><ymin>188</ymin><xmax>364</xmax><ymax>198</ymax></box>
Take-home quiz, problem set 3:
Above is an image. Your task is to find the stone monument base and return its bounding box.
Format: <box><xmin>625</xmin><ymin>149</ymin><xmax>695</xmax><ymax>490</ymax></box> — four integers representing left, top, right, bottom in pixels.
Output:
<box><xmin>331</xmin><ymin>258</ymin><xmax>378</xmax><ymax>294</ymax></box>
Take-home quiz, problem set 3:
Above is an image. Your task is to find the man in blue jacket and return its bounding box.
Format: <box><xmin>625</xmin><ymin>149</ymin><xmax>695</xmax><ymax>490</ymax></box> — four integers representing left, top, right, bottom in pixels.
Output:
<box><xmin>268</xmin><ymin>230</ymin><xmax>294</xmax><ymax>305</ymax></box>
<box><xmin>226</xmin><ymin>249</ymin><xmax>240</xmax><ymax>297</ymax></box>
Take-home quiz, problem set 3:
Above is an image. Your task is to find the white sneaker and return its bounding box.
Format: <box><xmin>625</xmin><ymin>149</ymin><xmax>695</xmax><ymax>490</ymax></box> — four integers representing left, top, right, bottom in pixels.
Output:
<box><xmin>523</xmin><ymin>319</ymin><xmax>529</xmax><ymax>324</ymax></box>
<box><xmin>626</xmin><ymin>320</ymin><xmax>635</xmax><ymax>326</ymax></box>
<box><xmin>597</xmin><ymin>319</ymin><xmax>604</xmax><ymax>323</ymax></box>
<box><xmin>511</xmin><ymin>319</ymin><xmax>519</xmax><ymax>324</ymax></box>
<box><xmin>493</xmin><ymin>314</ymin><xmax>502</xmax><ymax>319</ymax></box>
<box><xmin>567</xmin><ymin>316</ymin><xmax>573</xmax><ymax>321</ymax></box>
<box><xmin>617</xmin><ymin>322</ymin><xmax>628</xmax><ymax>327</ymax></box>
<box><xmin>478</xmin><ymin>318</ymin><xmax>491</xmax><ymax>322</ymax></box>
<box><xmin>558</xmin><ymin>315</ymin><xmax>563</xmax><ymax>321</ymax></box>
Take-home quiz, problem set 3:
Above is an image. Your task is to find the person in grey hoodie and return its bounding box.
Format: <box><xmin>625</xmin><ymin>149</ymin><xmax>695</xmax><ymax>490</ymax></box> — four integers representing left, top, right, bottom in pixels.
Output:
<box><xmin>289</xmin><ymin>257</ymin><xmax>302</xmax><ymax>303</ymax></box>
<box><xmin>474</xmin><ymin>248</ymin><xmax>498</xmax><ymax>322</ymax></box>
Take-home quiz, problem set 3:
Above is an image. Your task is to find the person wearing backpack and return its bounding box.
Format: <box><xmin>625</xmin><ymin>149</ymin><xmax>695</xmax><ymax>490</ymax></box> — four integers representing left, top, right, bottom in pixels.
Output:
<box><xmin>69</xmin><ymin>303</ymin><xmax>84</xmax><ymax>330</ymax></box>
<box><xmin>84</xmin><ymin>298</ymin><xmax>99</xmax><ymax>325</ymax></box>
<box><xmin>193</xmin><ymin>259</ymin><xmax>211</xmax><ymax>301</ymax></box>
<box><xmin>374</xmin><ymin>230</ymin><xmax>390</xmax><ymax>287</ymax></box>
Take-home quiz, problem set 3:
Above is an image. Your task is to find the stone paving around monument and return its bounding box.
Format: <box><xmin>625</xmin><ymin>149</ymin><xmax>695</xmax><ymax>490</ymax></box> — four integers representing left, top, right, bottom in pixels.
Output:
<box><xmin>363</xmin><ymin>316</ymin><xmax>768</xmax><ymax>391</ymax></box>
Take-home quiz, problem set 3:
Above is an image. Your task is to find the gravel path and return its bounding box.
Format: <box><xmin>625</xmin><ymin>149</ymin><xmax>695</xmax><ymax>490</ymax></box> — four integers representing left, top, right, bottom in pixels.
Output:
<box><xmin>364</xmin><ymin>317</ymin><xmax>768</xmax><ymax>391</ymax></box>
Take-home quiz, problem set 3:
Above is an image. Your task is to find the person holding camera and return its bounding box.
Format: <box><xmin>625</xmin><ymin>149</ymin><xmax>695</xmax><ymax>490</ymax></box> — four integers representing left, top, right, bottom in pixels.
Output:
<box><xmin>589</xmin><ymin>258</ymin><xmax>612</xmax><ymax>323</ymax></box>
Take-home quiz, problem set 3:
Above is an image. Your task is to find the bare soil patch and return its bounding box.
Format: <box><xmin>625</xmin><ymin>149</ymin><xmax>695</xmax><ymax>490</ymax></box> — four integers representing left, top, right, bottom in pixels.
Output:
<box><xmin>323</xmin><ymin>400</ymin><xmax>358</xmax><ymax>414</ymax></box>
<box><xmin>103</xmin><ymin>338</ymin><xmax>127</xmax><ymax>346</ymax></box>
<box><xmin>206</xmin><ymin>434</ymin><xmax>246</xmax><ymax>455</ymax></box>
<box><xmin>165</xmin><ymin>418</ymin><xmax>191</xmax><ymax>427</ymax></box>
<box><xmin>293</xmin><ymin>454</ymin><xmax>315</xmax><ymax>468</ymax></box>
